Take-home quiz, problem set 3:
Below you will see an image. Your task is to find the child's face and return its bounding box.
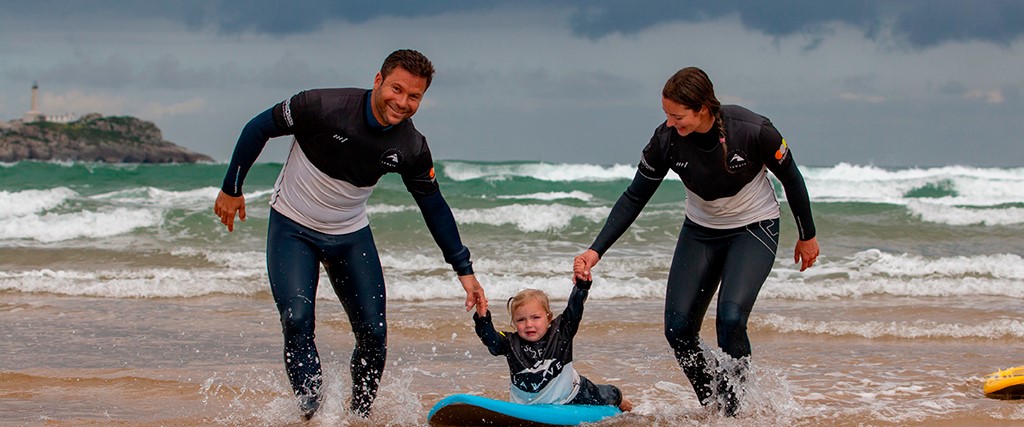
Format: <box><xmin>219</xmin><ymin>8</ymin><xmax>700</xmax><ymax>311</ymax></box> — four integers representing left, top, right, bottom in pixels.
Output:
<box><xmin>513</xmin><ymin>298</ymin><xmax>551</xmax><ymax>342</ymax></box>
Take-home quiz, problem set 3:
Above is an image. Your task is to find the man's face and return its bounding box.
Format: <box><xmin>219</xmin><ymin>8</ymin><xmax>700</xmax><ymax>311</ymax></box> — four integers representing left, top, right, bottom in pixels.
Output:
<box><xmin>371</xmin><ymin>67</ymin><xmax>428</xmax><ymax>126</ymax></box>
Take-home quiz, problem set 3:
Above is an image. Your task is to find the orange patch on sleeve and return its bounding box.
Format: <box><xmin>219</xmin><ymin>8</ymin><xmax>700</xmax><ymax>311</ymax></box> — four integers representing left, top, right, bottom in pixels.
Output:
<box><xmin>429</xmin><ymin>167</ymin><xmax>435</xmax><ymax>179</ymax></box>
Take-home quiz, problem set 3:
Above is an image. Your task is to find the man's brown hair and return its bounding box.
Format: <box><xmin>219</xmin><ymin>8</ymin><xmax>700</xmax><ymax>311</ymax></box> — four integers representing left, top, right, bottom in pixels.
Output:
<box><xmin>381</xmin><ymin>49</ymin><xmax>435</xmax><ymax>88</ymax></box>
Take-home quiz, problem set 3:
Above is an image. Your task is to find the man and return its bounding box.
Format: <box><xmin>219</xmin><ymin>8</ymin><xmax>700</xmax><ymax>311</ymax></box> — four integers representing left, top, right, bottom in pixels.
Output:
<box><xmin>213</xmin><ymin>49</ymin><xmax>487</xmax><ymax>420</ymax></box>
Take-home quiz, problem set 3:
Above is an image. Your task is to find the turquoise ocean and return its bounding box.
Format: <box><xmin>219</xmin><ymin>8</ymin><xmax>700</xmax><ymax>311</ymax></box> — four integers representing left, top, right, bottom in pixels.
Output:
<box><xmin>2</xmin><ymin>160</ymin><xmax>1023</xmax><ymax>426</ymax></box>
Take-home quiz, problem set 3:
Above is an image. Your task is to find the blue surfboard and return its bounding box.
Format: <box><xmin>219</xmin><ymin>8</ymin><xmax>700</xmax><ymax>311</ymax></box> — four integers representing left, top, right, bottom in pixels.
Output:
<box><xmin>427</xmin><ymin>394</ymin><xmax>621</xmax><ymax>426</ymax></box>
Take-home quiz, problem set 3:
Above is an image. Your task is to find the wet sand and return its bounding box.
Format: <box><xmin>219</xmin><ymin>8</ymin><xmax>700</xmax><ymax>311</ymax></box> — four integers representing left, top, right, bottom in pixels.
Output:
<box><xmin>3</xmin><ymin>293</ymin><xmax>1022</xmax><ymax>426</ymax></box>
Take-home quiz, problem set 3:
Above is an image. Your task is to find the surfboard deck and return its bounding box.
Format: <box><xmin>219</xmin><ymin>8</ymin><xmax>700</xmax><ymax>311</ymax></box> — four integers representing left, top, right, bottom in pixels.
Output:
<box><xmin>984</xmin><ymin>365</ymin><xmax>1024</xmax><ymax>400</ymax></box>
<box><xmin>427</xmin><ymin>394</ymin><xmax>621</xmax><ymax>426</ymax></box>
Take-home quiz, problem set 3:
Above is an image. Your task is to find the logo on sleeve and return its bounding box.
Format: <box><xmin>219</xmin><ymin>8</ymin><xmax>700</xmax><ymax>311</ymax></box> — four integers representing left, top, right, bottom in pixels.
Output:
<box><xmin>774</xmin><ymin>138</ymin><xmax>789</xmax><ymax>163</ymax></box>
<box><xmin>639</xmin><ymin>155</ymin><xmax>656</xmax><ymax>174</ymax></box>
<box><xmin>282</xmin><ymin>98</ymin><xmax>294</xmax><ymax>127</ymax></box>
<box><xmin>381</xmin><ymin>148</ymin><xmax>401</xmax><ymax>171</ymax></box>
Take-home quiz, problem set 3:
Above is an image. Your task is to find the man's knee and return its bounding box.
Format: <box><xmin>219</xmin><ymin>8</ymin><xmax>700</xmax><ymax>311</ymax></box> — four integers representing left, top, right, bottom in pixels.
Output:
<box><xmin>353</xmin><ymin>313</ymin><xmax>387</xmax><ymax>348</ymax></box>
<box><xmin>280</xmin><ymin>298</ymin><xmax>316</xmax><ymax>336</ymax></box>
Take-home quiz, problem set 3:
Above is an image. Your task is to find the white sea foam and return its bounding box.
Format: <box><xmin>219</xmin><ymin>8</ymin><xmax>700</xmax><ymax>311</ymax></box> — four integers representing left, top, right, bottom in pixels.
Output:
<box><xmin>800</xmin><ymin>163</ymin><xmax>1024</xmax><ymax>207</ymax></box>
<box><xmin>171</xmin><ymin>247</ymin><xmax>266</xmax><ymax>270</ymax></box>
<box><xmin>366</xmin><ymin>204</ymin><xmax>417</xmax><ymax>214</ymax></box>
<box><xmin>806</xmin><ymin>249</ymin><xmax>1024</xmax><ymax>280</ymax></box>
<box><xmin>452</xmin><ymin>204</ymin><xmax>609</xmax><ymax>232</ymax></box>
<box><xmin>94</xmin><ymin>187</ymin><xmax>275</xmax><ymax>209</ymax></box>
<box><xmin>905</xmin><ymin>200</ymin><xmax>1024</xmax><ymax>225</ymax></box>
<box><xmin>442</xmin><ymin>161</ymin><xmax>636</xmax><ymax>182</ymax></box>
<box><xmin>757</xmin><ymin>314</ymin><xmax>1024</xmax><ymax>339</ymax></box>
<box><xmin>764</xmin><ymin>249</ymin><xmax>1024</xmax><ymax>299</ymax></box>
<box><xmin>0</xmin><ymin>187</ymin><xmax>77</xmax><ymax>218</ymax></box>
<box><xmin>496</xmin><ymin>191</ymin><xmax>594</xmax><ymax>202</ymax></box>
<box><xmin>0</xmin><ymin>207</ymin><xmax>162</xmax><ymax>242</ymax></box>
<box><xmin>439</xmin><ymin>162</ymin><xmax>1024</xmax><ymax>228</ymax></box>
<box><xmin>764</xmin><ymin>276</ymin><xmax>1024</xmax><ymax>300</ymax></box>
<box><xmin>94</xmin><ymin>186</ymin><xmax>218</xmax><ymax>208</ymax></box>
<box><xmin>0</xmin><ymin>186</ymin><xmax>284</xmax><ymax>242</ymax></box>
<box><xmin>6</xmin><ymin>245</ymin><xmax>1021</xmax><ymax>301</ymax></box>
<box><xmin>0</xmin><ymin>267</ymin><xmax>266</xmax><ymax>298</ymax></box>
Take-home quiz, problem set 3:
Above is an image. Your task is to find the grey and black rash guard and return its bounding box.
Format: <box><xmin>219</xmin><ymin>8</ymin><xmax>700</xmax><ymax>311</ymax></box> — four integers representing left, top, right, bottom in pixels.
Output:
<box><xmin>473</xmin><ymin>282</ymin><xmax>592</xmax><ymax>404</ymax></box>
<box><xmin>591</xmin><ymin>104</ymin><xmax>815</xmax><ymax>256</ymax></box>
<box><xmin>220</xmin><ymin>88</ymin><xmax>473</xmax><ymax>275</ymax></box>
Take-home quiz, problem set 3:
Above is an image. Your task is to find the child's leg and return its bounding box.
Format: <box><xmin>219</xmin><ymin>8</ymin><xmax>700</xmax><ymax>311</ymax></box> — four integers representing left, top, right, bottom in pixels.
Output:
<box><xmin>569</xmin><ymin>376</ymin><xmax>628</xmax><ymax>410</ymax></box>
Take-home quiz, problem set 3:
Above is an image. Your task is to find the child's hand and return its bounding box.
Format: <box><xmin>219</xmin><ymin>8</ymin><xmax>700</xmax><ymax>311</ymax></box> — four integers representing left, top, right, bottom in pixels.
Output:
<box><xmin>475</xmin><ymin>293</ymin><xmax>489</xmax><ymax>317</ymax></box>
<box><xmin>573</xmin><ymin>249</ymin><xmax>600</xmax><ymax>282</ymax></box>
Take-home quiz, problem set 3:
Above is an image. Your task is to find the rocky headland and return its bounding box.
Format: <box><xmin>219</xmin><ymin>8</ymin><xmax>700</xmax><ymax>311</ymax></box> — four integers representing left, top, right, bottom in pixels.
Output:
<box><xmin>0</xmin><ymin>113</ymin><xmax>213</xmax><ymax>163</ymax></box>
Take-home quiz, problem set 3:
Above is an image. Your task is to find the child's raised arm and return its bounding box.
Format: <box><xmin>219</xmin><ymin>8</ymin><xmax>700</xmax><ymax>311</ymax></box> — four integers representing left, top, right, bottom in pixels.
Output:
<box><xmin>473</xmin><ymin>310</ymin><xmax>510</xmax><ymax>356</ymax></box>
<box><xmin>560</xmin><ymin>279</ymin><xmax>592</xmax><ymax>338</ymax></box>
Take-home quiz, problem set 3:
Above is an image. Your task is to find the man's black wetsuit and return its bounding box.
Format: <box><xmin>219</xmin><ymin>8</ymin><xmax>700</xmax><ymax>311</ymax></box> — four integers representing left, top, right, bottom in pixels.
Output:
<box><xmin>588</xmin><ymin>105</ymin><xmax>816</xmax><ymax>413</ymax></box>
<box><xmin>473</xmin><ymin>281</ymin><xmax>622</xmax><ymax>407</ymax></box>
<box><xmin>221</xmin><ymin>88</ymin><xmax>473</xmax><ymax>416</ymax></box>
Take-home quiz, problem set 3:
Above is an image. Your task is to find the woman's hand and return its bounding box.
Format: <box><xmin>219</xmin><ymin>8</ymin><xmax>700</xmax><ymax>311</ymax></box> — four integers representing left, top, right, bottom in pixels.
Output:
<box><xmin>795</xmin><ymin>237</ymin><xmax>820</xmax><ymax>271</ymax></box>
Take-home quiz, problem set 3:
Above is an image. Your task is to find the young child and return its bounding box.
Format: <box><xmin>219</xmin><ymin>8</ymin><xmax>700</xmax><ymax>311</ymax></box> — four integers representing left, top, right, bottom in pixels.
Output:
<box><xmin>473</xmin><ymin>279</ymin><xmax>633</xmax><ymax>411</ymax></box>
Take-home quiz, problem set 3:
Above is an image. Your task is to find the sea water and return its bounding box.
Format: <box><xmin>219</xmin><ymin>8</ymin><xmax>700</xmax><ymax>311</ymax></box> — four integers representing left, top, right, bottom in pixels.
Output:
<box><xmin>1</xmin><ymin>160</ymin><xmax>1023</xmax><ymax>426</ymax></box>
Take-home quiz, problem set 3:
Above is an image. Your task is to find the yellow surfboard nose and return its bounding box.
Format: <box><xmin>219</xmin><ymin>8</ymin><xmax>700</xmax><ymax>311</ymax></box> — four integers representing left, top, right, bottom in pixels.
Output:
<box><xmin>984</xmin><ymin>366</ymin><xmax>1024</xmax><ymax>400</ymax></box>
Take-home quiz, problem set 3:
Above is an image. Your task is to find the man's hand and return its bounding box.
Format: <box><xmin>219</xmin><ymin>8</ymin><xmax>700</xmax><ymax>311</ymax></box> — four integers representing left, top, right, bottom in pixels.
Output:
<box><xmin>459</xmin><ymin>274</ymin><xmax>487</xmax><ymax>316</ymax></box>
<box><xmin>214</xmin><ymin>190</ymin><xmax>246</xmax><ymax>232</ymax></box>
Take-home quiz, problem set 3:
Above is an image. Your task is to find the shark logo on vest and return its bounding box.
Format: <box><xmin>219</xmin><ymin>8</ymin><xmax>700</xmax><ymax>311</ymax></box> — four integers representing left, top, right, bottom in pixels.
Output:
<box><xmin>726</xmin><ymin>148</ymin><xmax>750</xmax><ymax>172</ymax></box>
<box><xmin>381</xmin><ymin>148</ymin><xmax>401</xmax><ymax>171</ymax></box>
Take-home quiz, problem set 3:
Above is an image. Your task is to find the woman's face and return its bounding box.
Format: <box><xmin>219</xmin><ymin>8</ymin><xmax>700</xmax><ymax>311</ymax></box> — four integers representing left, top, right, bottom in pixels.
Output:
<box><xmin>662</xmin><ymin>97</ymin><xmax>710</xmax><ymax>137</ymax></box>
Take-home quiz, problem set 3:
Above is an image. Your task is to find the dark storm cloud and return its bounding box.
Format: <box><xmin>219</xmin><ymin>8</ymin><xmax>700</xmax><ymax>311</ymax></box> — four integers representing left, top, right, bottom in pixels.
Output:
<box><xmin>889</xmin><ymin>0</ymin><xmax>1024</xmax><ymax>47</ymax></box>
<box><xmin>567</xmin><ymin>0</ymin><xmax>1024</xmax><ymax>49</ymax></box>
<box><xmin>8</xmin><ymin>1</ymin><xmax>1023</xmax><ymax>49</ymax></box>
<box><xmin>567</xmin><ymin>1</ymin><xmax>879</xmax><ymax>40</ymax></box>
<box><xmin>4</xmin><ymin>1</ymin><xmax>501</xmax><ymax>35</ymax></box>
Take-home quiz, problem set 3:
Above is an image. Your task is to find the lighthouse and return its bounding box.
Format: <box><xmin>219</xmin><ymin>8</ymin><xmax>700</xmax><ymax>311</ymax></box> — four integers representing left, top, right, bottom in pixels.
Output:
<box><xmin>23</xmin><ymin>81</ymin><xmax>42</xmax><ymax>122</ymax></box>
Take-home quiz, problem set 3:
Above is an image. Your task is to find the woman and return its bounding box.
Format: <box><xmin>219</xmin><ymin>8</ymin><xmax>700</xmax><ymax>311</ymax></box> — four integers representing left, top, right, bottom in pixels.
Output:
<box><xmin>573</xmin><ymin>67</ymin><xmax>819</xmax><ymax>416</ymax></box>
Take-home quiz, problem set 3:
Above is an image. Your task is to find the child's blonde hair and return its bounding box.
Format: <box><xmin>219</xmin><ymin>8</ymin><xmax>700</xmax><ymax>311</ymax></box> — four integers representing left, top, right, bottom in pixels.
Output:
<box><xmin>506</xmin><ymin>289</ymin><xmax>554</xmax><ymax>328</ymax></box>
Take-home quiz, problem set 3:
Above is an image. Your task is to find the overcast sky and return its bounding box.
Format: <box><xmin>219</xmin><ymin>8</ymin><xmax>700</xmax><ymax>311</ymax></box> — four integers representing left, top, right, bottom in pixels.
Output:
<box><xmin>2</xmin><ymin>1</ymin><xmax>1022</xmax><ymax>167</ymax></box>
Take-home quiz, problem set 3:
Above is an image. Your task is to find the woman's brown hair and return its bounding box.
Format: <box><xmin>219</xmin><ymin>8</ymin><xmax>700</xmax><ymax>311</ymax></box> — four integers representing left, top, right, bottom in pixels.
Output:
<box><xmin>662</xmin><ymin>67</ymin><xmax>730</xmax><ymax>171</ymax></box>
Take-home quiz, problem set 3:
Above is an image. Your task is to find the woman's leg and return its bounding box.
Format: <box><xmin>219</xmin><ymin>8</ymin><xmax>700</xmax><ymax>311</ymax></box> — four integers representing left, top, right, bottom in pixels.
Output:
<box><xmin>714</xmin><ymin>218</ymin><xmax>779</xmax><ymax>415</ymax></box>
<box><xmin>716</xmin><ymin>219</ymin><xmax>779</xmax><ymax>359</ymax></box>
<box><xmin>664</xmin><ymin>220</ymin><xmax>727</xmax><ymax>405</ymax></box>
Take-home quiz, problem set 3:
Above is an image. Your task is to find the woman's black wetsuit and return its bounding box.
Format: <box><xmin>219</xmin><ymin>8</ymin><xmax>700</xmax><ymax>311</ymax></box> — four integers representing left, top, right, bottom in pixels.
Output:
<box><xmin>589</xmin><ymin>105</ymin><xmax>816</xmax><ymax>414</ymax></box>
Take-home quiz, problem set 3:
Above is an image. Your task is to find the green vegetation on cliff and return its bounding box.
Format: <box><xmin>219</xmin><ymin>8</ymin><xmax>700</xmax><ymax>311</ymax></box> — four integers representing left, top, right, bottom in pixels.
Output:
<box><xmin>0</xmin><ymin>114</ymin><xmax>213</xmax><ymax>163</ymax></box>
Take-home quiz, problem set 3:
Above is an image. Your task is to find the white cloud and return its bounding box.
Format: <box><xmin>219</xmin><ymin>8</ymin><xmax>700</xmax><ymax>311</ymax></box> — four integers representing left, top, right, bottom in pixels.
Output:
<box><xmin>719</xmin><ymin>94</ymin><xmax>757</xmax><ymax>107</ymax></box>
<box><xmin>838</xmin><ymin>92</ymin><xmax>886</xmax><ymax>103</ymax></box>
<box><xmin>40</xmin><ymin>90</ymin><xmax>127</xmax><ymax>115</ymax></box>
<box><xmin>137</xmin><ymin>97</ymin><xmax>208</xmax><ymax>119</ymax></box>
<box><xmin>964</xmin><ymin>89</ymin><xmax>1004</xmax><ymax>104</ymax></box>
